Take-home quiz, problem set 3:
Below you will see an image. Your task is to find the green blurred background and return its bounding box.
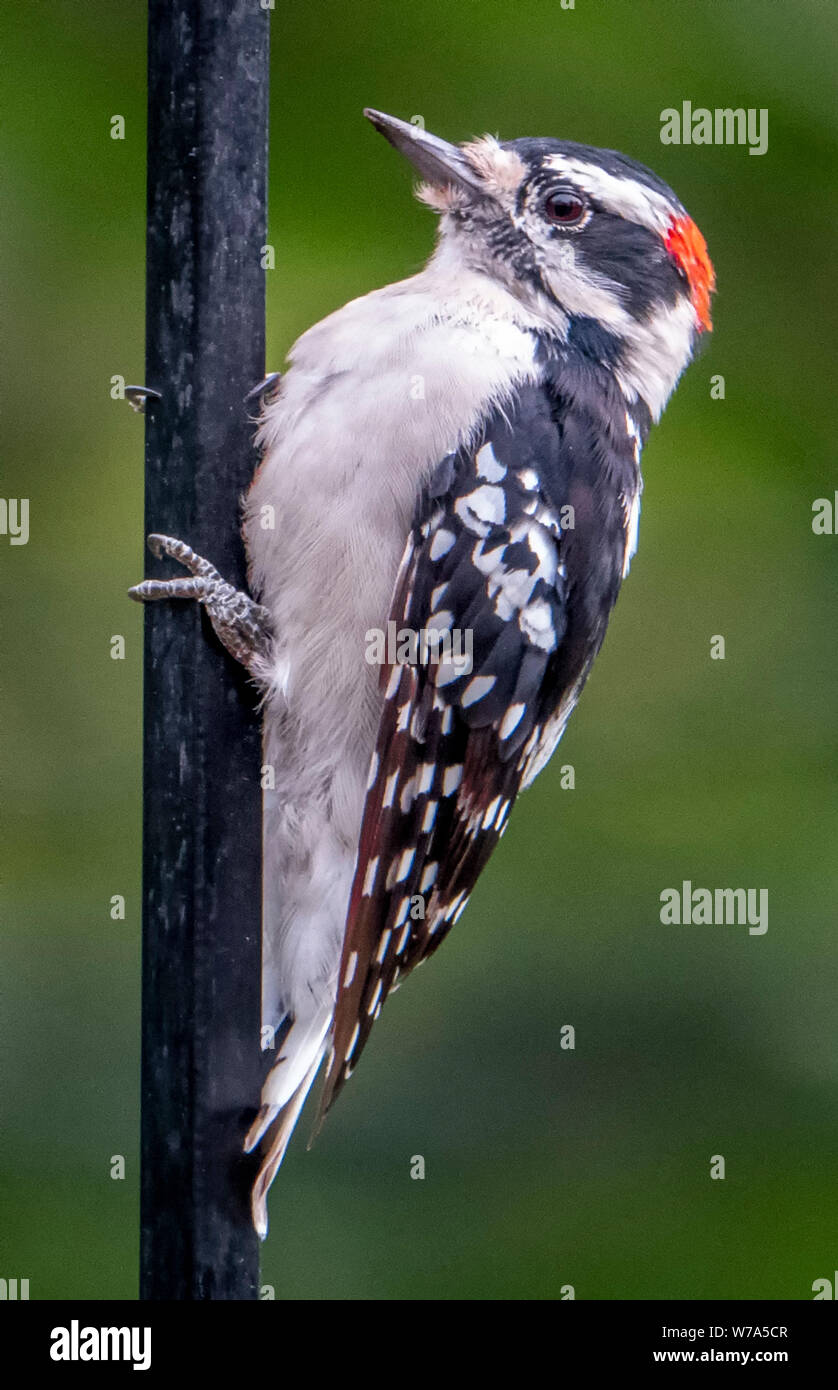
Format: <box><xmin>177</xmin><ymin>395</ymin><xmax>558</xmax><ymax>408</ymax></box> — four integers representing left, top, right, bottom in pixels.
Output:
<box><xmin>1</xmin><ymin>0</ymin><xmax>836</xmax><ymax>1300</ymax></box>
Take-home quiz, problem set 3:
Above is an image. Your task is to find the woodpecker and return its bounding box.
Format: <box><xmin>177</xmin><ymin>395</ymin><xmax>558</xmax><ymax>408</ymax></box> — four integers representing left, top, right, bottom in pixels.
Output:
<box><xmin>130</xmin><ymin>109</ymin><xmax>714</xmax><ymax>1236</ymax></box>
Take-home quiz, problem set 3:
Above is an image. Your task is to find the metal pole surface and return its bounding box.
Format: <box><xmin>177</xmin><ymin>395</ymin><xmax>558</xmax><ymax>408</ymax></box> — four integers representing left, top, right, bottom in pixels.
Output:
<box><xmin>140</xmin><ymin>0</ymin><xmax>269</xmax><ymax>1300</ymax></box>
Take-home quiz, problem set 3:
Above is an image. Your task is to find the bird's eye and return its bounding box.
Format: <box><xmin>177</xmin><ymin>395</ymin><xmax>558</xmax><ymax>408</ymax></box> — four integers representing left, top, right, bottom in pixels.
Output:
<box><xmin>544</xmin><ymin>188</ymin><xmax>588</xmax><ymax>227</ymax></box>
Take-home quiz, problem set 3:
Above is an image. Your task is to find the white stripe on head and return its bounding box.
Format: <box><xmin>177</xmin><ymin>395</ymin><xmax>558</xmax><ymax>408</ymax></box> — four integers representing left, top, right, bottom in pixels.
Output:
<box><xmin>543</xmin><ymin>156</ymin><xmax>677</xmax><ymax>234</ymax></box>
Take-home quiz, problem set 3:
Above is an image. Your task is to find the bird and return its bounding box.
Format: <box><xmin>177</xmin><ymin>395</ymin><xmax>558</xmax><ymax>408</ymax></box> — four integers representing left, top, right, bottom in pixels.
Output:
<box><xmin>130</xmin><ymin>108</ymin><xmax>714</xmax><ymax>1237</ymax></box>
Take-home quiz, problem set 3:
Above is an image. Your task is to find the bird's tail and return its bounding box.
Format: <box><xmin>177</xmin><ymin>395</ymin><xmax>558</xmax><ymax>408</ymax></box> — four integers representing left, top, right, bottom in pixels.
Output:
<box><xmin>244</xmin><ymin>1013</ymin><xmax>331</xmax><ymax>1238</ymax></box>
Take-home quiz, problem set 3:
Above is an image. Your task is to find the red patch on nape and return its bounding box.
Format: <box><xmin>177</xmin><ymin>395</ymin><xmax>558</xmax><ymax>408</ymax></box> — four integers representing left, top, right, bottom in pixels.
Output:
<box><xmin>664</xmin><ymin>215</ymin><xmax>716</xmax><ymax>332</ymax></box>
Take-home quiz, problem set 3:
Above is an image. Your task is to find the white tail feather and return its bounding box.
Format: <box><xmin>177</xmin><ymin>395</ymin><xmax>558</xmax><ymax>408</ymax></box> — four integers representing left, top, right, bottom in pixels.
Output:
<box><xmin>249</xmin><ymin>1049</ymin><xmax>326</xmax><ymax>1239</ymax></box>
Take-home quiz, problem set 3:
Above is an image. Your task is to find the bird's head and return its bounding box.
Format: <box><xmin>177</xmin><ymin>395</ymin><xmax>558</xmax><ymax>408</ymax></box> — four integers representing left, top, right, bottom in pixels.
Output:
<box><xmin>365</xmin><ymin>109</ymin><xmax>715</xmax><ymax>417</ymax></box>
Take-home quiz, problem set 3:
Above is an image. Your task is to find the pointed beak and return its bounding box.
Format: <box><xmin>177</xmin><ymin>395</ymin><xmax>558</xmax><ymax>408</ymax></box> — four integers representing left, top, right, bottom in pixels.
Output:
<box><xmin>364</xmin><ymin>108</ymin><xmax>485</xmax><ymax>198</ymax></box>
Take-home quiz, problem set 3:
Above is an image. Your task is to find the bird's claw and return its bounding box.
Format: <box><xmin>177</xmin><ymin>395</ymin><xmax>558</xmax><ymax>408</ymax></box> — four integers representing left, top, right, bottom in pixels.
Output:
<box><xmin>129</xmin><ymin>533</ymin><xmax>273</xmax><ymax>672</ymax></box>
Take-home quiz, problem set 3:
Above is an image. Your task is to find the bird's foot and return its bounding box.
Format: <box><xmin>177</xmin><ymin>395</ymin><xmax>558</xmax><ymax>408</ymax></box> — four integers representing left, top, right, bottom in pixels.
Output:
<box><xmin>129</xmin><ymin>533</ymin><xmax>272</xmax><ymax>671</ymax></box>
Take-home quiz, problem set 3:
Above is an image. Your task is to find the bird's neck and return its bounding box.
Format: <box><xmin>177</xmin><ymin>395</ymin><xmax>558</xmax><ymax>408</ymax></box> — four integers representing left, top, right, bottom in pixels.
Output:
<box><xmin>421</xmin><ymin>235</ymin><xmax>568</xmax><ymax>338</ymax></box>
<box><xmin>422</xmin><ymin>233</ymin><xmax>696</xmax><ymax>423</ymax></box>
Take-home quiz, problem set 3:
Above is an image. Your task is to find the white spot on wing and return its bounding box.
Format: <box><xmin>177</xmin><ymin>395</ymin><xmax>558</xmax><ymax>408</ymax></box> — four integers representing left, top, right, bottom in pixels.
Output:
<box><xmin>420</xmin><ymin>861</ymin><xmax>438</xmax><ymax>892</ymax></box>
<box><xmin>430</xmin><ymin>528</ymin><xmax>456</xmax><ymax>561</ymax></box>
<box><xmin>455</xmin><ymin>484</ymin><xmax>506</xmax><ymax>532</ymax></box>
<box><xmin>394</xmin><ymin>848</ymin><xmax>415</xmax><ymax>883</ymax></box>
<box><xmin>443</xmin><ymin>765</ymin><xmax>463</xmax><ymax>796</ymax></box>
<box><xmin>475</xmin><ymin>442</ymin><xmax>506</xmax><ymax>482</ymax></box>
<box><xmin>417</xmin><ymin>762</ymin><xmax>435</xmax><ymax>794</ymax></box>
<box><xmin>622</xmin><ymin>484</ymin><xmax>642</xmax><ymax>577</ymax></box>
<box><xmin>362</xmin><ymin>857</ymin><xmax>379</xmax><ymax>896</ymax></box>
<box><xmin>447</xmin><ymin>891</ymin><xmax>468</xmax><ymax>923</ymax></box>
<box><xmin>519</xmin><ymin>597</ymin><xmax>556</xmax><ymax>650</ymax></box>
<box><xmin>500</xmin><ymin>702</ymin><xmax>526</xmax><ymax>740</ymax></box>
<box><xmin>400</xmin><ymin>776</ymin><xmax>416</xmax><ymax>813</ymax></box>
<box><xmin>435</xmin><ymin>660</ymin><xmax>463</xmax><ymax>688</ymax></box>
<box><xmin>462</xmin><ymin>674</ymin><xmax>496</xmax><ymax>707</ymax></box>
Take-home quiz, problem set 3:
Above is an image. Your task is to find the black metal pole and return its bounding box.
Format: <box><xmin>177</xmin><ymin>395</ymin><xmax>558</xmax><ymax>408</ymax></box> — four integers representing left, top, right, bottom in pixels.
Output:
<box><xmin>140</xmin><ymin>0</ymin><xmax>269</xmax><ymax>1299</ymax></box>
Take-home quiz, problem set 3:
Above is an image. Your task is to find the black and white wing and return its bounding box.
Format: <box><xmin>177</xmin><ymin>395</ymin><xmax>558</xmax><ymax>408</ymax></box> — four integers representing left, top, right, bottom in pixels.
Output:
<box><xmin>318</xmin><ymin>373</ymin><xmax>636</xmax><ymax>1121</ymax></box>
